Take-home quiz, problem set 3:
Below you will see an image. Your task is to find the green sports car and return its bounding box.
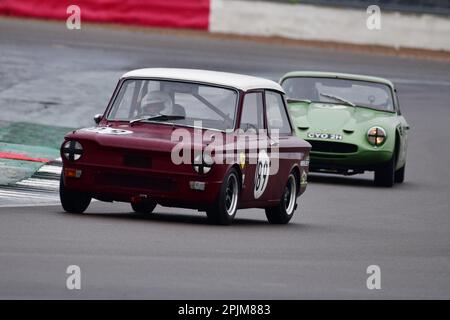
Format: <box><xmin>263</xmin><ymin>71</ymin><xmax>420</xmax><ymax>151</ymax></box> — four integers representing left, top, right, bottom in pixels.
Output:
<box><xmin>280</xmin><ymin>71</ymin><xmax>409</xmax><ymax>187</ymax></box>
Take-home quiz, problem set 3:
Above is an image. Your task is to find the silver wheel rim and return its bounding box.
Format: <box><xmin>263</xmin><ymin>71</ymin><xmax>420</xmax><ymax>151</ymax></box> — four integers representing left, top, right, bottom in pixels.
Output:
<box><xmin>225</xmin><ymin>174</ymin><xmax>238</xmax><ymax>216</ymax></box>
<box><xmin>284</xmin><ymin>175</ymin><xmax>296</xmax><ymax>215</ymax></box>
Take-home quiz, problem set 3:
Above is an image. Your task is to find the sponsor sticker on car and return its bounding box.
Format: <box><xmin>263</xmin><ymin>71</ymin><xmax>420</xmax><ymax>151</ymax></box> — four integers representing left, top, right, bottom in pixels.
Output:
<box><xmin>80</xmin><ymin>127</ymin><xmax>133</xmax><ymax>135</ymax></box>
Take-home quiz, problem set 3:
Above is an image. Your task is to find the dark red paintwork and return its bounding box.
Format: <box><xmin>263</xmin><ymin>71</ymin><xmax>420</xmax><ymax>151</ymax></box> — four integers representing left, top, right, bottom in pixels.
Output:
<box><xmin>61</xmin><ymin>87</ymin><xmax>311</xmax><ymax>211</ymax></box>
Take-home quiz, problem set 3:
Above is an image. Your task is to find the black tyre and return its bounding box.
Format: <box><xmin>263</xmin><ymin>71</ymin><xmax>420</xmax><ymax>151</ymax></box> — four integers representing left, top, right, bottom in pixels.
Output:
<box><xmin>206</xmin><ymin>168</ymin><xmax>240</xmax><ymax>225</ymax></box>
<box><xmin>374</xmin><ymin>155</ymin><xmax>395</xmax><ymax>187</ymax></box>
<box><xmin>131</xmin><ymin>201</ymin><xmax>157</xmax><ymax>214</ymax></box>
<box><xmin>265</xmin><ymin>173</ymin><xmax>297</xmax><ymax>224</ymax></box>
<box><xmin>395</xmin><ymin>165</ymin><xmax>405</xmax><ymax>183</ymax></box>
<box><xmin>59</xmin><ymin>175</ymin><xmax>91</xmax><ymax>213</ymax></box>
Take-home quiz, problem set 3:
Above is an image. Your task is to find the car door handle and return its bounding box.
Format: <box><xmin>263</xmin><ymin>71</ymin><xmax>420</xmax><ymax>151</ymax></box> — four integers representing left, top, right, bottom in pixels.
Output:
<box><xmin>270</xmin><ymin>140</ymin><xmax>279</xmax><ymax>146</ymax></box>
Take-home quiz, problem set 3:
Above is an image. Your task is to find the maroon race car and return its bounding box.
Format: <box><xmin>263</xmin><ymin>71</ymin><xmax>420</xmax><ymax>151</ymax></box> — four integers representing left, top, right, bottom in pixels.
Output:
<box><xmin>60</xmin><ymin>68</ymin><xmax>311</xmax><ymax>224</ymax></box>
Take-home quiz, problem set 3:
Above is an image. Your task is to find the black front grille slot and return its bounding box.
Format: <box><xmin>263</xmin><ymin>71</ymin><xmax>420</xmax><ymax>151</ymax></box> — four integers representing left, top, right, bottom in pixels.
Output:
<box><xmin>123</xmin><ymin>155</ymin><xmax>152</xmax><ymax>168</ymax></box>
<box><xmin>307</xmin><ymin>140</ymin><xmax>358</xmax><ymax>153</ymax></box>
<box><xmin>97</xmin><ymin>173</ymin><xmax>172</xmax><ymax>191</ymax></box>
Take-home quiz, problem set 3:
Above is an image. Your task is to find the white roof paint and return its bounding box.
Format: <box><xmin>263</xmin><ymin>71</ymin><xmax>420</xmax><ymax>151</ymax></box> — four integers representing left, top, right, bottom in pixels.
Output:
<box><xmin>121</xmin><ymin>68</ymin><xmax>284</xmax><ymax>92</ymax></box>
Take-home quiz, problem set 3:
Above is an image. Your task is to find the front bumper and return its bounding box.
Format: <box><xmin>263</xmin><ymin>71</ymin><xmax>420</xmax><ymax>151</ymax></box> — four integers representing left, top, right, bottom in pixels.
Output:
<box><xmin>309</xmin><ymin>147</ymin><xmax>393</xmax><ymax>173</ymax></box>
<box><xmin>62</xmin><ymin>163</ymin><xmax>223</xmax><ymax>208</ymax></box>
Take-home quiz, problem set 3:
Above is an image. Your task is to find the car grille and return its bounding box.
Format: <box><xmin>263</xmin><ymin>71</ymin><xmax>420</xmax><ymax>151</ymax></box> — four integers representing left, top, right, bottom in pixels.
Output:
<box><xmin>307</xmin><ymin>140</ymin><xmax>358</xmax><ymax>153</ymax></box>
<box><xmin>96</xmin><ymin>172</ymin><xmax>173</xmax><ymax>192</ymax></box>
<box><xmin>123</xmin><ymin>154</ymin><xmax>152</xmax><ymax>168</ymax></box>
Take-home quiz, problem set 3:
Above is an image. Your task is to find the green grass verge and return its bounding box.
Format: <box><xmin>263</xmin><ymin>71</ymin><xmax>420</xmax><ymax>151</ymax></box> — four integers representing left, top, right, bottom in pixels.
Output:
<box><xmin>0</xmin><ymin>122</ymin><xmax>75</xmax><ymax>150</ymax></box>
<box><xmin>0</xmin><ymin>122</ymin><xmax>76</xmax><ymax>185</ymax></box>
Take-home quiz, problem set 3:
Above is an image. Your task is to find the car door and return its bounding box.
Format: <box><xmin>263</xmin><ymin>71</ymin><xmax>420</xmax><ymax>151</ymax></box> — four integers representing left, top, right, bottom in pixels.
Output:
<box><xmin>237</xmin><ymin>90</ymin><xmax>269</xmax><ymax>204</ymax></box>
<box><xmin>264</xmin><ymin>90</ymin><xmax>298</xmax><ymax>201</ymax></box>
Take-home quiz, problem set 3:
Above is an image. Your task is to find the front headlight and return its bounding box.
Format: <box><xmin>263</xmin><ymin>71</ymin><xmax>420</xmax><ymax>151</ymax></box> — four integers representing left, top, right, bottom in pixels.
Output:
<box><xmin>367</xmin><ymin>127</ymin><xmax>386</xmax><ymax>147</ymax></box>
<box><xmin>62</xmin><ymin>140</ymin><xmax>83</xmax><ymax>161</ymax></box>
<box><xmin>193</xmin><ymin>153</ymin><xmax>213</xmax><ymax>174</ymax></box>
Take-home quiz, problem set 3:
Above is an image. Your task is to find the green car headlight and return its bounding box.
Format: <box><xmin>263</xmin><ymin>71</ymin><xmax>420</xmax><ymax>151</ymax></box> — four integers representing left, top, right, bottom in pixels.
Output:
<box><xmin>367</xmin><ymin>127</ymin><xmax>387</xmax><ymax>147</ymax></box>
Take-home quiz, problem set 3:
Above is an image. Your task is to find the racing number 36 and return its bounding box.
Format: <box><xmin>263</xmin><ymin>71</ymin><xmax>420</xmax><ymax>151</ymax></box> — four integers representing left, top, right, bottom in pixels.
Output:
<box><xmin>254</xmin><ymin>150</ymin><xmax>270</xmax><ymax>199</ymax></box>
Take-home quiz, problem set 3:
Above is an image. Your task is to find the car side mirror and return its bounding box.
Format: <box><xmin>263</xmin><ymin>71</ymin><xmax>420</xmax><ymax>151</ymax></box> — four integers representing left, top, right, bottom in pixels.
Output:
<box><xmin>94</xmin><ymin>114</ymin><xmax>103</xmax><ymax>124</ymax></box>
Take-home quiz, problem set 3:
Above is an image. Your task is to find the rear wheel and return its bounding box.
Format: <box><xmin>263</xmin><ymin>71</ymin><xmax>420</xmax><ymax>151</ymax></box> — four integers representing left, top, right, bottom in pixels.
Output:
<box><xmin>374</xmin><ymin>155</ymin><xmax>396</xmax><ymax>187</ymax></box>
<box><xmin>59</xmin><ymin>175</ymin><xmax>91</xmax><ymax>213</ymax></box>
<box><xmin>395</xmin><ymin>164</ymin><xmax>405</xmax><ymax>183</ymax></box>
<box><xmin>131</xmin><ymin>201</ymin><xmax>157</xmax><ymax>214</ymax></box>
<box><xmin>206</xmin><ymin>168</ymin><xmax>239</xmax><ymax>225</ymax></box>
<box><xmin>265</xmin><ymin>173</ymin><xmax>297</xmax><ymax>224</ymax></box>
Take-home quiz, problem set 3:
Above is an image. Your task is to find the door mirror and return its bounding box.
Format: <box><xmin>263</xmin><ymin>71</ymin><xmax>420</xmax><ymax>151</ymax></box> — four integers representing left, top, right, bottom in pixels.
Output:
<box><xmin>94</xmin><ymin>114</ymin><xmax>103</xmax><ymax>124</ymax></box>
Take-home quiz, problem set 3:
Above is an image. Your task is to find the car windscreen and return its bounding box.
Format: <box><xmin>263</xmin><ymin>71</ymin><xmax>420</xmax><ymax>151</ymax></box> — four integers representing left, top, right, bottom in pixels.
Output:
<box><xmin>107</xmin><ymin>79</ymin><xmax>238</xmax><ymax>130</ymax></box>
<box><xmin>281</xmin><ymin>77</ymin><xmax>395</xmax><ymax>112</ymax></box>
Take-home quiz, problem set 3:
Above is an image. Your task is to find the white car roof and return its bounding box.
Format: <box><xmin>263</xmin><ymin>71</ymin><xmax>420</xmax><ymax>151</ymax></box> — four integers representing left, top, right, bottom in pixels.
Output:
<box><xmin>121</xmin><ymin>68</ymin><xmax>284</xmax><ymax>93</ymax></box>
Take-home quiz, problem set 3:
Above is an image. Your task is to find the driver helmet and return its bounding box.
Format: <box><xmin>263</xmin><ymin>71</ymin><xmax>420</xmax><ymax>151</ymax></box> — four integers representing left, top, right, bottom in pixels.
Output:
<box><xmin>141</xmin><ymin>91</ymin><xmax>173</xmax><ymax>115</ymax></box>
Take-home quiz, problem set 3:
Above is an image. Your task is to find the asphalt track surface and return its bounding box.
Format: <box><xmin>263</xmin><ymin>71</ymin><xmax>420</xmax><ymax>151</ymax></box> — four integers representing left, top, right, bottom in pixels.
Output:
<box><xmin>1</xmin><ymin>17</ymin><xmax>450</xmax><ymax>299</ymax></box>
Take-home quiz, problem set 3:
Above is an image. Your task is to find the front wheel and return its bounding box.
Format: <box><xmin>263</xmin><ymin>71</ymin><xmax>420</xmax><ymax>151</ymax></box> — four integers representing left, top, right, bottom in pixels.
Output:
<box><xmin>131</xmin><ymin>201</ymin><xmax>157</xmax><ymax>214</ymax></box>
<box><xmin>59</xmin><ymin>175</ymin><xmax>91</xmax><ymax>213</ymax></box>
<box><xmin>206</xmin><ymin>168</ymin><xmax>240</xmax><ymax>225</ymax></box>
<box><xmin>265</xmin><ymin>173</ymin><xmax>297</xmax><ymax>224</ymax></box>
<box><xmin>395</xmin><ymin>164</ymin><xmax>405</xmax><ymax>183</ymax></box>
<box><xmin>374</xmin><ymin>155</ymin><xmax>395</xmax><ymax>187</ymax></box>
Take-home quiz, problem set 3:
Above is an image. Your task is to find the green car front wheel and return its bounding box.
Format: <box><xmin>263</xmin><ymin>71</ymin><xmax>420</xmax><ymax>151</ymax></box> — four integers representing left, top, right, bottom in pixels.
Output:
<box><xmin>374</xmin><ymin>155</ymin><xmax>396</xmax><ymax>187</ymax></box>
<box><xmin>395</xmin><ymin>165</ymin><xmax>406</xmax><ymax>183</ymax></box>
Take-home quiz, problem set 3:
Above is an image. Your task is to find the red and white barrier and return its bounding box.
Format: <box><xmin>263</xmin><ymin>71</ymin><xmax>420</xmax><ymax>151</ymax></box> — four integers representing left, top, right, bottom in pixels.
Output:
<box><xmin>209</xmin><ymin>0</ymin><xmax>450</xmax><ymax>52</ymax></box>
<box><xmin>0</xmin><ymin>0</ymin><xmax>210</xmax><ymax>30</ymax></box>
<box><xmin>0</xmin><ymin>0</ymin><xmax>449</xmax><ymax>51</ymax></box>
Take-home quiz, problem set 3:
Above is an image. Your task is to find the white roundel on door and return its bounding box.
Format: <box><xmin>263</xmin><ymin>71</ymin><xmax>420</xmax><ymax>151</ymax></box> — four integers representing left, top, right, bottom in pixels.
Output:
<box><xmin>254</xmin><ymin>150</ymin><xmax>270</xmax><ymax>199</ymax></box>
<box><xmin>80</xmin><ymin>127</ymin><xmax>132</xmax><ymax>135</ymax></box>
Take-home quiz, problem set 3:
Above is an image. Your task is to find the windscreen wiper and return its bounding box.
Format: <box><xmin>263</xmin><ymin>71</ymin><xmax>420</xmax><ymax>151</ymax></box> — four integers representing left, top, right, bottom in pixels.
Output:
<box><xmin>130</xmin><ymin>114</ymin><xmax>185</xmax><ymax>125</ymax></box>
<box><xmin>320</xmin><ymin>93</ymin><xmax>355</xmax><ymax>107</ymax></box>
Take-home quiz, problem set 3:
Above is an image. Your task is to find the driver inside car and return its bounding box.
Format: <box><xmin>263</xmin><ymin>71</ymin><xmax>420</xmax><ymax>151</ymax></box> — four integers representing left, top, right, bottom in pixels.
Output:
<box><xmin>140</xmin><ymin>91</ymin><xmax>173</xmax><ymax>116</ymax></box>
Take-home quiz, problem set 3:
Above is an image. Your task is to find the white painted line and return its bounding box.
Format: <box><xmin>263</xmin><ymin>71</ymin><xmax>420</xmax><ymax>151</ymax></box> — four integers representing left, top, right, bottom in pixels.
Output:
<box><xmin>0</xmin><ymin>202</ymin><xmax>61</xmax><ymax>208</ymax></box>
<box><xmin>0</xmin><ymin>190</ymin><xmax>59</xmax><ymax>200</ymax></box>
<box><xmin>14</xmin><ymin>184</ymin><xmax>59</xmax><ymax>191</ymax></box>
<box><xmin>16</xmin><ymin>178</ymin><xmax>59</xmax><ymax>188</ymax></box>
<box><xmin>0</xmin><ymin>189</ymin><xmax>54</xmax><ymax>197</ymax></box>
<box><xmin>37</xmin><ymin>165</ymin><xmax>62</xmax><ymax>174</ymax></box>
<box><xmin>0</xmin><ymin>199</ymin><xmax>97</xmax><ymax>208</ymax></box>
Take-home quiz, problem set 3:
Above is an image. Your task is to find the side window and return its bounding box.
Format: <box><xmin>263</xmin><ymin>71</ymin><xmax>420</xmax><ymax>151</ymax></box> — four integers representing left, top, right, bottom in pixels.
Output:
<box><xmin>240</xmin><ymin>92</ymin><xmax>264</xmax><ymax>132</ymax></box>
<box><xmin>265</xmin><ymin>91</ymin><xmax>292</xmax><ymax>135</ymax></box>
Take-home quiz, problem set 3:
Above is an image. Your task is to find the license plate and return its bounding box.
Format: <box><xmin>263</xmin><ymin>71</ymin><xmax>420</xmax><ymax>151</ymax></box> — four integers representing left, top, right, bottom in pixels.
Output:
<box><xmin>307</xmin><ymin>132</ymin><xmax>343</xmax><ymax>140</ymax></box>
